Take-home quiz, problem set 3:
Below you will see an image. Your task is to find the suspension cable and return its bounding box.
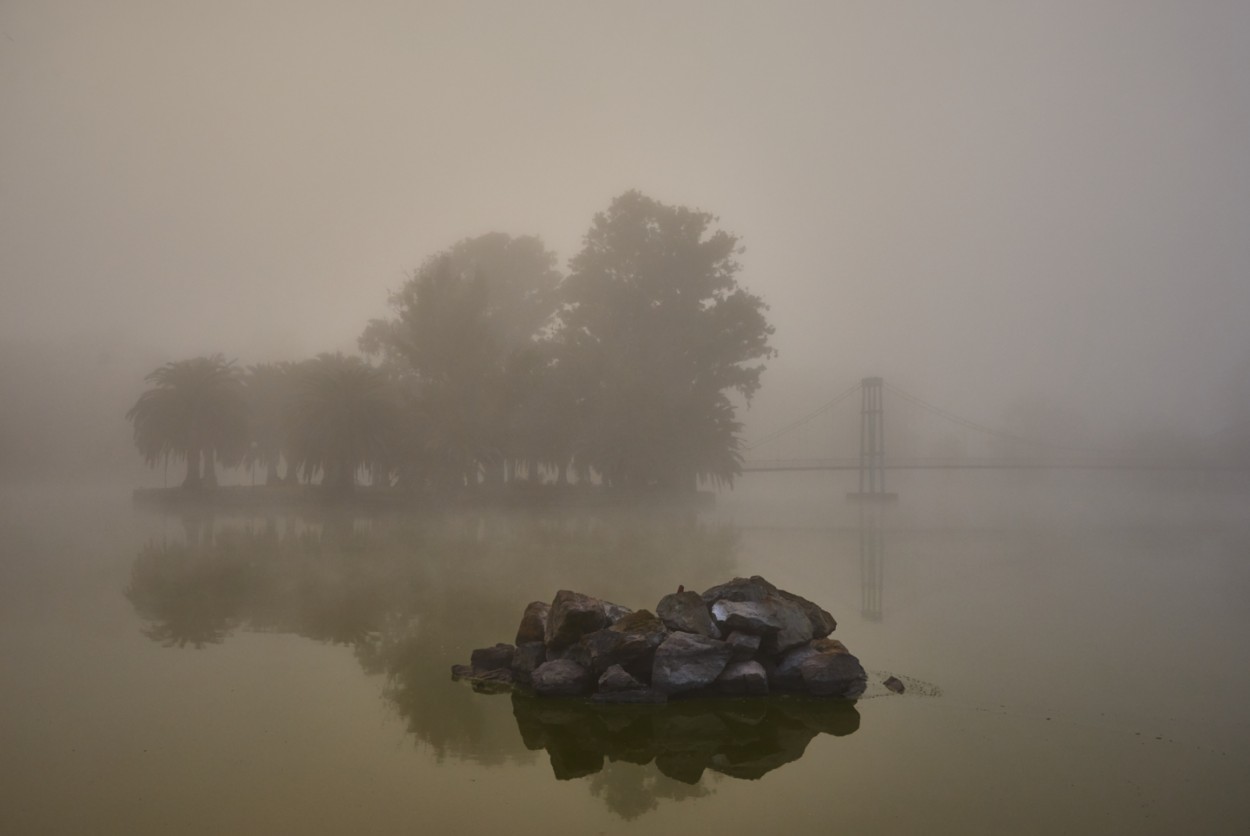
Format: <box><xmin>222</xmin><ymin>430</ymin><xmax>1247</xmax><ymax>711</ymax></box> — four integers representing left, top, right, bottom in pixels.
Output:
<box><xmin>743</xmin><ymin>382</ymin><xmax>862</xmax><ymax>451</ymax></box>
<box><xmin>883</xmin><ymin>382</ymin><xmax>1124</xmax><ymax>456</ymax></box>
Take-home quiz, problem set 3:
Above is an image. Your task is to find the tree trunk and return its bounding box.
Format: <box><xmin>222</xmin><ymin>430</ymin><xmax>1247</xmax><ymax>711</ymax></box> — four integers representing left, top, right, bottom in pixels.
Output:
<box><xmin>203</xmin><ymin>451</ymin><xmax>218</xmax><ymax>488</ymax></box>
<box><xmin>182</xmin><ymin>448</ymin><xmax>202</xmax><ymax>489</ymax></box>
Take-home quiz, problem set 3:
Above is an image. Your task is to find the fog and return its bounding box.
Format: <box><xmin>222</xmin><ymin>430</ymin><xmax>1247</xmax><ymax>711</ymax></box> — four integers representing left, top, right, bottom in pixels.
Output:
<box><xmin>3</xmin><ymin>0</ymin><xmax>1250</xmax><ymax>478</ymax></box>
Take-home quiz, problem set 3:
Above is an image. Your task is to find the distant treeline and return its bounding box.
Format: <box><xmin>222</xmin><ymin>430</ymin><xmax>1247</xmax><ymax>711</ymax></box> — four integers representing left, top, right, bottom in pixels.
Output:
<box><xmin>126</xmin><ymin>192</ymin><xmax>776</xmax><ymax>494</ymax></box>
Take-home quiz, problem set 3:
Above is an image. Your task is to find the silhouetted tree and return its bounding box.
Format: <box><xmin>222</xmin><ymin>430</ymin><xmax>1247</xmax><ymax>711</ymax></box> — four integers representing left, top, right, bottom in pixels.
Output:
<box><xmin>557</xmin><ymin>191</ymin><xmax>775</xmax><ymax>491</ymax></box>
<box><xmin>126</xmin><ymin>355</ymin><xmax>248</xmax><ymax>488</ymax></box>
<box><xmin>243</xmin><ymin>361</ymin><xmax>299</xmax><ymax>485</ymax></box>
<box><xmin>287</xmin><ymin>353</ymin><xmax>403</xmax><ymax>491</ymax></box>
<box><xmin>360</xmin><ymin>233</ymin><xmax>562</xmax><ymax>488</ymax></box>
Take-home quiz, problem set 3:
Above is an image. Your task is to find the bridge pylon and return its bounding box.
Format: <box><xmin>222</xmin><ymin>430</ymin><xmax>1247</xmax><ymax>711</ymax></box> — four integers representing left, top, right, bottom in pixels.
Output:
<box><xmin>848</xmin><ymin>376</ymin><xmax>898</xmax><ymax>502</ymax></box>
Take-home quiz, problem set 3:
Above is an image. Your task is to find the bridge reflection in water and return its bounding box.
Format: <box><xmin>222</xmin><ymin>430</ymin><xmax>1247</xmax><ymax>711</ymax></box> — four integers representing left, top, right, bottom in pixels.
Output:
<box><xmin>859</xmin><ymin>505</ymin><xmax>884</xmax><ymax>622</ymax></box>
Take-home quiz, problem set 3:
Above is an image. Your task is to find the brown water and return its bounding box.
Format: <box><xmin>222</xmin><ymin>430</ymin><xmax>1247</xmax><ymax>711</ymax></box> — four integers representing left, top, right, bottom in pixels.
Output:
<box><xmin>2</xmin><ymin>473</ymin><xmax>1248</xmax><ymax>834</ymax></box>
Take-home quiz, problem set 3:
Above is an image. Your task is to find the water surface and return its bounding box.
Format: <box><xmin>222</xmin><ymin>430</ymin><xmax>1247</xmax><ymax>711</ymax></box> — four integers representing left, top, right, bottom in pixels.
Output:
<box><xmin>2</xmin><ymin>473</ymin><xmax>1247</xmax><ymax>834</ymax></box>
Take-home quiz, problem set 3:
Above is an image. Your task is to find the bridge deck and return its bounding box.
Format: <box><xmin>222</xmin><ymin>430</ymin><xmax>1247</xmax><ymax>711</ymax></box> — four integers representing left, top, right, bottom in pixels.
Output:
<box><xmin>741</xmin><ymin>457</ymin><xmax>1248</xmax><ymax>472</ymax></box>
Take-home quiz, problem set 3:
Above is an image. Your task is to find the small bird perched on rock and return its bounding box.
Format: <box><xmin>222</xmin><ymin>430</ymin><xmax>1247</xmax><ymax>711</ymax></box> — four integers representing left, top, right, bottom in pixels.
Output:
<box><xmin>676</xmin><ymin>584</ymin><xmax>684</xmax><ymax>594</ymax></box>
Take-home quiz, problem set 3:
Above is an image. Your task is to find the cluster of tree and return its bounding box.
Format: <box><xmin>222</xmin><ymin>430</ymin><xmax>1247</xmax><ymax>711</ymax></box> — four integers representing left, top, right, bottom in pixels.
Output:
<box><xmin>127</xmin><ymin>192</ymin><xmax>776</xmax><ymax>494</ymax></box>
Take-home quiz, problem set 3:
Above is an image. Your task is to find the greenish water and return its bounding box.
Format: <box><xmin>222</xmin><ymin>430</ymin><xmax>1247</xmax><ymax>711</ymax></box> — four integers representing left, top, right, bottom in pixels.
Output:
<box><xmin>2</xmin><ymin>474</ymin><xmax>1248</xmax><ymax>834</ymax></box>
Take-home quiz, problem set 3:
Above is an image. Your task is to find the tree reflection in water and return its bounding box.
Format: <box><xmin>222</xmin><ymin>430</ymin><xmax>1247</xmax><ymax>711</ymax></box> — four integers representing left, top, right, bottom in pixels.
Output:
<box><xmin>125</xmin><ymin>505</ymin><xmax>741</xmax><ymax>782</ymax></box>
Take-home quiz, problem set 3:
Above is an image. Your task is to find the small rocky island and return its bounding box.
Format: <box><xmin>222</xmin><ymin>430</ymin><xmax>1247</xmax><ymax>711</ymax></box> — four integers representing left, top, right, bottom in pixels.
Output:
<box><xmin>453</xmin><ymin>575</ymin><xmax>869</xmax><ymax>702</ymax></box>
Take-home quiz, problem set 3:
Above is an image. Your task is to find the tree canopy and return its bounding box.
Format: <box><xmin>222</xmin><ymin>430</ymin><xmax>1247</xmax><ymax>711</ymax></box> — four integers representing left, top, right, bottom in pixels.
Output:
<box><xmin>125</xmin><ymin>355</ymin><xmax>248</xmax><ymax>488</ymax></box>
<box><xmin>558</xmin><ymin>191</ymin><xmax>775</xmax><ymax>490</ymax></box>
<box><xmin>360</xmin><ymin>232</ymin><xmax>563</xmax><ymax>488</ymax></box>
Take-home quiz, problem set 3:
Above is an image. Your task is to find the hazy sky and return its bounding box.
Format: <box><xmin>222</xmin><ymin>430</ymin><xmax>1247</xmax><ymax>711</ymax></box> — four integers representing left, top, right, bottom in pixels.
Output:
<box><xmin>4</xmin><ymin>0</ymin><xmax>1249</xmax><ymax>440</ymax></box>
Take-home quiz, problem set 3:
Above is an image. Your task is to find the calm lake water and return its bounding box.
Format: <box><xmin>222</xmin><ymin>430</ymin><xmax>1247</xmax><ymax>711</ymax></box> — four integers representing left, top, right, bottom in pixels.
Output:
<box><xmin>2</xmin><ymin>471</ymin><xmax>1248</xmax><ymax>834</ymax></box>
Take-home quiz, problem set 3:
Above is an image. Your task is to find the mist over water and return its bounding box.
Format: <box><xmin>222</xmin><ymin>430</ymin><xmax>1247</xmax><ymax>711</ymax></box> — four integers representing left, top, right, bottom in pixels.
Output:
<box><xmin>4</xmin><ymin>1</ymin><xmax>1250</xmax><ymax>833</ymax></box>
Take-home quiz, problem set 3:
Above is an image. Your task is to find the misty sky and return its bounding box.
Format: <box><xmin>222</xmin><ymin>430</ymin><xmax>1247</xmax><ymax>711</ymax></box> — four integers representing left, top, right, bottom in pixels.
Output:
<box><xmin>4</xmin><ymin>0</ymin><xmax>1249</xmax><ymax>442</ymax></box>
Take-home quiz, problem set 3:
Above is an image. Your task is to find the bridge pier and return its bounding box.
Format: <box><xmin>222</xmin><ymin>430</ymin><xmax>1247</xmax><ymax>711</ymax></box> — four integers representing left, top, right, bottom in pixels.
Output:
<box><xmin>848</xmin><ymin>376</ymin><xmax>898</xmax><ymax>502</ymax></box>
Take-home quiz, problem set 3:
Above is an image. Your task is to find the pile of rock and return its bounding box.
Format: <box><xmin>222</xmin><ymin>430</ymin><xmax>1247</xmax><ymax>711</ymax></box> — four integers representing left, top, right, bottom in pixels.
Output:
<box><xmin>452</xmin><ymin>575</ymin><xmax>868</xmax><ymax>702</ymax></box>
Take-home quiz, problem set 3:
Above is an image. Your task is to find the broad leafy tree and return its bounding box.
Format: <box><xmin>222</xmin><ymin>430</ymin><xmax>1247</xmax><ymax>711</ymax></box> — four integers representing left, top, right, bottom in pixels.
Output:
<box><xmin>359</xmin><ymin>233</ymin><xmax>562</xmax><ymax>488</ymax></box>
<box><xmin>286</xmin><ymin>353</ymin><xmax>402</xmax><ymax>492</ymax></box>
<box><xmin>557</xmin><ymin>191</ymin><xmax>775</xmax><ymax>491</ymax></box>
<box><xmin>126</xmin><ymin>355</ymin><xmax>249</xmax><ymax>489</ymax></box>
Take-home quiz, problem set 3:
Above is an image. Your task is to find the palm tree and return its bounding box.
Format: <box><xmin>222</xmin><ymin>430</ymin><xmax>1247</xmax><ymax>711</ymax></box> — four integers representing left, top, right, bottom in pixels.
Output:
<box><xmin>126</xmin><ymin>355</ymin><xmax>249</xmax><ymax>489</ymax></box>
<box><xmin>287</xmin><ymin>353</ymin><xmax>402</xmax><ymax>492</ymax></box>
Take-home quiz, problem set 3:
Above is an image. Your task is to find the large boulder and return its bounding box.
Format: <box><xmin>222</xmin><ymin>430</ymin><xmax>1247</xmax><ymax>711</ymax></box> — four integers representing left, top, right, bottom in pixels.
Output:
<box><xmin>725</xmin><ymin>631</ymin><xmax>762</xmax><ymax>662</ymax></box>
<box><xmin>515</xmin><ymin>601</ymin><xmax>550</xmax><ymax>645</ymax></box>
<box><xmin>656</xmin><ymin>591</ymin><xmax>721</xmax><ymax>639</ymax></box>
<box><xmin>609</xmin><ymin>609</ymin><xmax>669</xmax><ymax>641</ymax></box>
<box><xmin>708</xmin><ymin>582</ymin><xmax>822</xmax><ymax>655</ymax></box>
<box><xmin>575</xmin><ymin>628</ymin><xmax>659</xmax><ymax>678</ymax></box>
<box><xmin>651</xmin><ymin>633</ymin><xmax>733</xmax><ymax>695</ymax></box>
<box><xmin>545</xmin><ymin>590</ymin><xmax>610</xmax><ymax>650</ymax></box>
<box><xmin>701</xmin><ymin>576</ymin><xmax>778</xmax><ymax>604</ymax></box>
<box><xmin>511</xmin><ymin>641</ymin><xmax>547</xmax><ymax>686</ymax></box>
<box><xmin>778</xmin><ymin>589</ymin><xmax>837</xmax><ymax>638</ymax></box>
<box><xmin>772</xmin><ymin>638</ymin><xmax>849</xmax><ymax>691</ymax></box>
<box><xmin>800</xmin><ymin>652</ymin><xmax>867</xmax><ymax>699</ymax></box>
<box><xmin>532</xmin><ymin>659</ymin><xmax>593</xmax><ymax>697</ymax></box>
<box><xmin>598</xmin><ymin>664</ymin><xmax>646</xmax><ymax>693</ymax></box>
<box><xmin>470</xmin><ymin>643</ymin><xmax>515</xmax><ymax>673</ymax></box>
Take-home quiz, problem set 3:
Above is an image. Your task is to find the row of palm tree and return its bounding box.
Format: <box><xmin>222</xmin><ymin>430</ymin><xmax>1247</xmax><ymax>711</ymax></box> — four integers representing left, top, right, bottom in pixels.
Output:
<box><xmin>128</xmin><ymin>354</ymin><xmax>400</xmax><ymax>491</ymax></box>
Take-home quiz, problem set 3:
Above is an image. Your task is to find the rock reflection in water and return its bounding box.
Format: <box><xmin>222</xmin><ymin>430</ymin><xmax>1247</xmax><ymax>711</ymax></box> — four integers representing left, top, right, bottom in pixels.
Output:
<box><xmin>126</xmin><ymin>505</ymin><xmax>739</xmax><ymax>768</ymax></box>
<box><xmin>511</xmin><ymin>692</ymin><xmax>859</xmax><ymax>786</ymax></box>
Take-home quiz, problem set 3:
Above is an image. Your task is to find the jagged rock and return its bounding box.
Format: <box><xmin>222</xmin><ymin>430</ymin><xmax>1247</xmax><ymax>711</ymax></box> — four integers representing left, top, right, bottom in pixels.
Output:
<box><xmin>656</xmin><ymin>591</ymin><xmax>721</xmax><ymax>638</ymax></box>
<box><xmin>883</xmin><ymin>675</ymin><xmax>905</xmax><ymax>694</ymax></box>
<box><xmin>701</xmin><ymin>576</ymin><xmax>778</xmax><ymax>604</ymax></box>
<box><xmin>576</xmin><ymin>628</ymin><xmax>657</xmax><ymax>677</ymax></box>
<box><xmin>778</xmin><ymin>589</ymin><xmax>837</xmax><ymax>638</ymax></box>
<box><xmin>714</xmin><ymin>660</ymin><xmax>769</xmax><ymax>696</ymax></box>
<box><xmin>606</xmin><ymin>608</ymin><xmax>669</xmax><ymax>680</ymax></box>
<box><xmin>725</xmin><ymin>631</ymin><xmax>762</xmax><ymax>662</ymax></box>
<box><xmin>703</xmin><ymin>575</ymin><xmax>830</xmax><ymax>653</ymax></box>
<box><xmin>710</xmin><ymin>599</ymin><xmax>778</xmax><ymax>635</ymax></box>
<box><xmin>457</xmin><ymin>578</ymin><xmax>862</xmax><ymax>703</ymax></box>
<box><xmin>532</xmin><ymin>659</ymin><xmax>593</xmax><ymax>696</ymax></box>
<box><xmin>609</xmin><ymin>609</ymin><xmax>669</xmax><ymax>644</ymax></box>
<box><xmin>800</xmin><ymin>652</ymin><xmax>867</xmax><ymax>698</ymax></box>
<box><xmin>591</xmin><ymin>670</ymin><xmax>667</xmax><ymax>704</ymax></box>
<box><xmin>651</xmin><ymin>632</ymin><xmax>733</xmax><ymax>695</ymax></box>
<box><xmin>598</xmin><ymin>664</ymin><xmax>645</xmax><ymax>693</ymax></box>
<box><xmin>709</xmin><ymin>595</ymin><xmax>817</xmax><ymax>655</ymax></box>
<box><xmin>470</xmin><ymin>643</ymin><xmax>515</xmax><ymax>673</ymax></box>
<box><xmin>771</xmin><ymin>638</ymin><xmax>848</xmax><ymax>691</ymax></box>
<box><xmin>511</xmin><ymin>641</ymin><xmax>547</xmax><ymax>686</ymax></box>
<box><xmin>545</xmin><ymin>590</ymin><xmax>610</xmax><ymax>650</ymax></box>
<box><xmin>602</xmin><ymin>600</ymin><xmax>634</xmax><ymax>624</ymax></box>
<box><xmin>515</xmin><ymin>601</ymin><xmax>550</xmax><ymax>645</ymax></box>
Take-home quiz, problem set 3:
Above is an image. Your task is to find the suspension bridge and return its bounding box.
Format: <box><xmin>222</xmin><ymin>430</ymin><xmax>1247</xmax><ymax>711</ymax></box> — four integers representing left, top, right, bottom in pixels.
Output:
<box><xmin>741</xmin><ymin>377</ymin><xmax>1247</xmax><ymax>499</ymax></box>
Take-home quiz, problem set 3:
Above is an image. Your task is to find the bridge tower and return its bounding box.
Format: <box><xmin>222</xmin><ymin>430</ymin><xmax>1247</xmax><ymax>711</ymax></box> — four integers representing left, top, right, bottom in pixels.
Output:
<box><xmin>848</xmin><ymin>376</ymin><xmax>898</xmax><ymax>502</ymax></box>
